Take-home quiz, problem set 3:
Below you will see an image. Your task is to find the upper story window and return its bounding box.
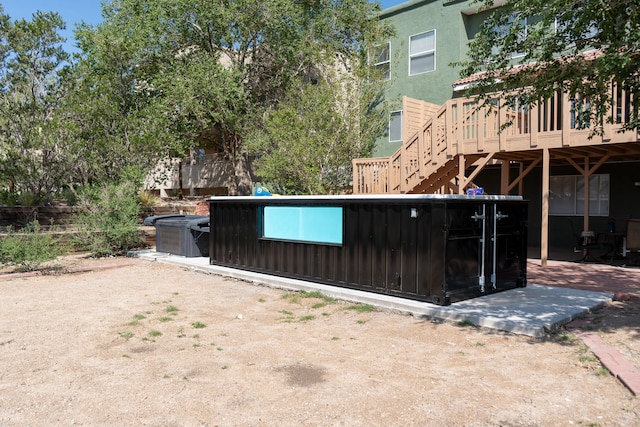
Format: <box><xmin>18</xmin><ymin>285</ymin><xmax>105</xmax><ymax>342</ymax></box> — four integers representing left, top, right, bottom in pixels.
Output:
<box><xmin>389</xmin><ymin>110</ymin><xmax>403</xmax><ymax>142</ymax></box>
<box><xmin>372</xmin><ymin>43</ymin><xmax>390</xmax><ymax>81</ymax></box>
<box><xmin>492</xmin><ymin>14</ymin><xmax>527</xmax><ymax>59</ymax></box>
<box><xmin>555</xmin><ymin>14</ymin><xmax>599</xmax><ymax>50</ymax></box>
<box><xmin>409</xmin><ymin>30</ymin><xmax>435</xmax><ymax>76</ymax></box>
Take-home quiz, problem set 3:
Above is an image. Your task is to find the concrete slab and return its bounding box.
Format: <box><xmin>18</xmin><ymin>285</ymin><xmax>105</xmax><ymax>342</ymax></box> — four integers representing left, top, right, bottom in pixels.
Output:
<box><xmin>134</xmin><ymin>250</ymin><xmax>613</xmax><ymax>338</ymax></box>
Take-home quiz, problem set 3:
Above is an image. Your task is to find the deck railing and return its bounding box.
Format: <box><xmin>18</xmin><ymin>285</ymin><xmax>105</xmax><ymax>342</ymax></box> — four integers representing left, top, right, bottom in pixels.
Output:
<box><xmin>353</xmin><ymin>85</ymin><xmax>639</xmax><ymax>194</ymax></box>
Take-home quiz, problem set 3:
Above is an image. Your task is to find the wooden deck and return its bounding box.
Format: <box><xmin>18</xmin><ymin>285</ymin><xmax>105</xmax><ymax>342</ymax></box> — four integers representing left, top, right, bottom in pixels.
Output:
<box><xmin>353</xmin><ymin>90</ymin><xmax>640</xmax><ymax>195</ymax></box>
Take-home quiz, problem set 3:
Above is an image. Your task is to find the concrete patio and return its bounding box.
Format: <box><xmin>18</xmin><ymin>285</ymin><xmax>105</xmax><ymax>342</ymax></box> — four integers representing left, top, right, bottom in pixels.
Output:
<box><xmin>135</xmin><ymin>250</ymin><xmax>618</xmax><ymax>338</ymax></box>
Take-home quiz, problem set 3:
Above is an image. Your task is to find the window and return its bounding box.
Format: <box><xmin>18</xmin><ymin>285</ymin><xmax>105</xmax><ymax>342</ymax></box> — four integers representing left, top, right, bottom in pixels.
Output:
<box><xmin>409</xmin><ymin>30</ymin><xmax>435</xmax><ymax>75</ymax></box>
<box><xmin>492</xmin><ymin>15</ymin><xmax>527</xmax><ymax>58</ymax></box>
<box><xmin>389</xmin><ymin>110</ymin><xmax>403</xmax><ymax>142</ymax></box>
<box><xmin>549</xmin><ymin>174</ymin><xmax>609</xmax><ymax>216</ymax></box>
<box><xmin>372</xmin><ymin>43</ymin><xmax>390</xmax><ymax>81</ymax></box>
<box><xmin>555</xmin><ymin>12</ymin><xmax>598</xmax><ymax>49</ymax></box>
<box><xmin>260</xmin><ymin>206</ymin><xmax>343</xmax><ymax>245</ymax></box>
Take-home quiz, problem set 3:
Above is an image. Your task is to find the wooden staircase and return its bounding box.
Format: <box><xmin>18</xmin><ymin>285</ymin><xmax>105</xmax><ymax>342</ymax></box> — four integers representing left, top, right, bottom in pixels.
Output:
<box><xmin>353</xmin><ymin>89</ymin><xmax>640</xmax><ymax>195</ymax></box>
<box><xmin>353</xmin><ymin>96</ymin><xmax>489</xmax><ymax>194</ymax></box>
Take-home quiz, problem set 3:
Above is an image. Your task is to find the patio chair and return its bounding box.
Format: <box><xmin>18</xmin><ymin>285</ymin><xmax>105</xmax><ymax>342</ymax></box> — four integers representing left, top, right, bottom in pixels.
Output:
<box><xmin>570</xmin><ymin>220</ymin><xmax>600</xmax><ymax>263</ymax></box>
<box><xmin>623</xmin><ymin>219</ymin><xmax>640</xmax><ymax>266</ymax></box>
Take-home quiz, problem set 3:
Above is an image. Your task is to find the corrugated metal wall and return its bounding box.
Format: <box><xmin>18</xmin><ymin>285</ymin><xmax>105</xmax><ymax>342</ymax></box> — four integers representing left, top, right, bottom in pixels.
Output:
<box><xmin>209</xmin><ymin>197</ymin><xmax>527</xmax><ymax>305</ymax></box>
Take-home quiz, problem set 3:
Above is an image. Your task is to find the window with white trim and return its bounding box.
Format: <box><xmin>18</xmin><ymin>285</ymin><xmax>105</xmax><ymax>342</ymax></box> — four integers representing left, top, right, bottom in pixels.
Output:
<box><xmin>372</xmin><ymin>43</ymin><xmax>390</xmax><ymax>81</ymax></box>
<box><xmin>409</xmin><ymin>30</ymin><xmax>435</xmax><ymax>76</ymax></box>
<box><xmin>549</xmin><ymin>174</ymin><xmax>610</xmax><ymax>216</ymax></box>
<box><xmin>389</xmin><ymin>110</ymin><xmax>403</xmax><ymax>142</ymax></box>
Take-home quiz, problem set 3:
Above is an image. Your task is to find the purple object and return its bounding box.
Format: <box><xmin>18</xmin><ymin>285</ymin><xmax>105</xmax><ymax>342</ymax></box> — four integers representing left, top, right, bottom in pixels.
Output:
<box><xmin>466</xmin><ymin>187</ymin><xmax>484</xmax><ymax>195</ymax></box>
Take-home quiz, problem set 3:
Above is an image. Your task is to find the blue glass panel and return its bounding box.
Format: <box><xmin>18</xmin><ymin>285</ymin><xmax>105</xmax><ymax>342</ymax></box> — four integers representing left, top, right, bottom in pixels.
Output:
<box><xmin>262</xmin><ymin>206</ymin><xmax>343</xmax><ymax>245</ymax></box>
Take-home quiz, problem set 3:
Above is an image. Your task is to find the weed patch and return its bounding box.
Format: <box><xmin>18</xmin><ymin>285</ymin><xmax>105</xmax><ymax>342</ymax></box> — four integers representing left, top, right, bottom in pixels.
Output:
<box><xmin>345</xmin><ymin>304</ymin><xmax>376</xmax><ymax>313</ymax></box>
<box><xmin>118</xmin><ymin>332</ymin><xmax>134</xmax><ymax>340</ymax></box>
<box><xmin>456</xmin><ymin>320</ymin><xmax>476</xmax><ymax>328</ymax></box>
<box><xmin>0</xmin><ymin>221</ymin><xmax>66</xmax><ymax>272</ymax></box>
<box><xmin>282</xmin><ymin>290</ymin><xmax>335</xmax><ymax>305</ymax></box>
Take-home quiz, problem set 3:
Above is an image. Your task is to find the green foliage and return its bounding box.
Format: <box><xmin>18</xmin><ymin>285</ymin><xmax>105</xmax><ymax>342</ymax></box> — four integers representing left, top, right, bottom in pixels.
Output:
<box><xmin>59</xmin><ymin>187</ymin><xmax>79</xmax><ymax>206</ymax></box>
<box><xmin>456</xmin><ymin>319</ymin><xmax>476</xmax><ymax>328</ymax></box>
<box><xmin>345</xmin><ymin>304</ymin><xmax>376</xmax><ymax>313</ymax></box>
<box><xmin>73</xmin><ymin>176</ymin><xmax>144</xmax><ymax>257</ymax></box>
<box><xmin>138</xmin><ymin>190</ymin><xmax>159</xmax><ymax>207</ymax></box>
<box><xmin>0</xmin><ymin>8</ymin><xmax>76</xmax><ymax>202</ymax></box>
<box><xmin>246</xmin><ymin>72</ymin><xmax>387</xmax><ymax>194</ymax></box>
<box><xmin>282</xmin><ymin>290</ymin><xmax>336</xmax><ymax>305</ymax></box>
<box><xmin>118</xmin><ymin>332</ymin><xmax>134</xmax><ymax>340</ymax></box>
<box><xmin>16</xmin><ymin>192</ymin><xmax>39</xmax><ymax>207</ymax></box>
<box><xmin>0</xmin><ymin>221</ymin><xmax>65</xmax><ymax>271</ymax></box>
<box><xmin>455</xmin><ymin>0</ymin><xmax>640</xmax><ymax>134</ymax></box>
<box><xmin>0</xmin><ymin>190</ymin><xmax>18</xmax><ymax>206</ymax></box>
<box><xmin>0</xmin><ymin>1</ymin><xmax>393</xmax><ymax>199</ymax></box>
<box><xmin>70</xmin><ymin>0</ymin><xmax>392</xmax><ymax>195</ymax></box>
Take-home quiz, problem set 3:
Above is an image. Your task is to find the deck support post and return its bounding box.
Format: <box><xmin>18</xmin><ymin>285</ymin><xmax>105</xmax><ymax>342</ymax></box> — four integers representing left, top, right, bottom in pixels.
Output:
<box><xmin>500</xmin><ymin>160</ymin><xmax>509</xmax><ymax>195</ymax></box>
<box><xmin>583</xmin><ymin>156</ymin><xmax>590</xmax><ymax>232</ymax></box>
<box><xmin>541</xmin><ymin>148</ymin><xmax>550</xmax><ymax>267</ymax></box>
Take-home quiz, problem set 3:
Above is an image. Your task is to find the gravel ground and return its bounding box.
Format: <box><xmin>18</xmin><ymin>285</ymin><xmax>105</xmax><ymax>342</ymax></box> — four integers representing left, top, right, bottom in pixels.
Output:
<box><xmin>0</xmin><ymin>255</ymin><xmax>638</xmax><ymax>426</ymax></box>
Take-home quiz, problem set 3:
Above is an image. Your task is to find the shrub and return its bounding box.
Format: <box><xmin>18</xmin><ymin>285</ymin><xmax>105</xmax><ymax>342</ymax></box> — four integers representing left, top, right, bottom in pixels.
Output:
<box><xmin>0</xmin><ymin>190</ymin><xmax>18</xmax><ymax>206</ymax></box>
<box><xmin>73</xmin><ymin>180</ymin><xmax>144</xmax><ymax>257</ymax></box>
<box><xmin>16</xmin><ymin>191</ymin><xmax>40</xmax><ymax>207</ymax></box>
<box><xmin>0</xmin><ymin>221</ymin><xmax>65</xmax><ymax>271</ymax></box>
<box><xmin>138</xmin><ymin>190</ymin><xmax>159</xmax><ymax>207</ymax></box>
<box><xmin>60</xmin><ymin>187</ymin><xmax>79</xmax><ymax>206</ymax></box>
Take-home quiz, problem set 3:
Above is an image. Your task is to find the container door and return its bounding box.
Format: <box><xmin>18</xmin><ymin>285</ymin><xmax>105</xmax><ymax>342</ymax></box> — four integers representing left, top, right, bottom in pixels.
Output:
<box><xmin>444</xmin><ymin>202</ymin><xmax>486</xmax><ymax>295</ymax></box>
<box><xmin>488</xmin><ymin>202</ymin><xmax>527</xmax><ymax>290</ymax></box>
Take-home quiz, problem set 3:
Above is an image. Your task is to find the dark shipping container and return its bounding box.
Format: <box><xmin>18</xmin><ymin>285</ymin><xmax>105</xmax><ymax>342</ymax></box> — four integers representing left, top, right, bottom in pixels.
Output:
<box><xmin>209</xmin><ymin>195</ymin><xmax>527</xmax><ymax>305</ymax></box>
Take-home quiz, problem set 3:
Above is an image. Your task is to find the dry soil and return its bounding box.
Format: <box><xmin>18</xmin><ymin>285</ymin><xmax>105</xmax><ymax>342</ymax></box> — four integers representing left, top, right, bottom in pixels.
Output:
<box><xmin>0</xmin><ymin>255</ymin><xmax>639</xmax><ymax>426</ymax></box>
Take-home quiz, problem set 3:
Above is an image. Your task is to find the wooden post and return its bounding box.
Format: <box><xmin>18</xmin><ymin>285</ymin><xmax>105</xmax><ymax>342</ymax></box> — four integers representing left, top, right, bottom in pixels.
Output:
<box><xmin>583</xmin><ymin>156</ymin><xmax>590</xmax><ymax>232</ymax></box>
<box><xmin>458</xmin><ymin>154</ymin><xmax>466</xmax><ymax>194</ymax></box>
<box><xmin>529</xmin><ymin>101</ymin><xmax>538</xmax><ymax>147</ymax></box>
<box><xmin>518</xmin><ymin>162</ymin><xmax>524</xmax><ymax>196</ymax></box>
<box><xmin>561</xmin><ymin>91</ymin><xmax>571</xmax><ymax>146</ymax></box>
<box><xmin>352</xmin><ymin>160</ymin><xmax>359</xmax><ymax>194</ymax></box>
<box><xmin>498</xmin><ymin>98</ymin><xmax>506</xmax><ymax>151</ymax></box>
<box><xmin>541</xmin><ymin>148</ymin><xmax>550</xmax><ymax>267</ymax></box>
<box><xmin>500</xmin><ymin>160</ymin><xmax>509</xmax><ymax>195</ymax></box>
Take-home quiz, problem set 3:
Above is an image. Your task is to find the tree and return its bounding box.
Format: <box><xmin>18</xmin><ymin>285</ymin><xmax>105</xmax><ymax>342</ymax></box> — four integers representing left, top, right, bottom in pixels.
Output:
<box><xmin>455</xmin><ymin>0</ymin><xmax>640</xmax><ymax>134</ymax></box>
<box><xmin>72</xmin><ymin>0</ymin><xmax>393</xmax><ymax>195</ymax></box>
<box><xmin>0</xmin><ymin>7</ymin><xmax>75</xmax><ymax>203</ymax></box>
<box><xmin>68</xmin><ymin>19</ymin><xmax>179</xmax><ymax>187</ymax></box>
<box><xmin>246</xmin><ymin>68</ymin><xmax>387</xmax><ymax>195</ymax></box>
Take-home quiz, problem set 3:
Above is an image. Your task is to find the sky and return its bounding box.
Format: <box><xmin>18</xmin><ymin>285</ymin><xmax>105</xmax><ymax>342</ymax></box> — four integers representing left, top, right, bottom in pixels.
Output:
<box><xmin>3</xmin><ymin>0</ymin><xmax>407</xmax><ymax>52</ymax></box>
<box><xmin>3</xmin><ymin>1</ymin><xmax>103</xmax><ymax>52</ymax></box>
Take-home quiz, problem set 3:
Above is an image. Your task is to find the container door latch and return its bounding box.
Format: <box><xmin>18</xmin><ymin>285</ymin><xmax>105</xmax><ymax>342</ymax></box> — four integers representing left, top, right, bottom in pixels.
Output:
<box><xmin>490</xmin><ymin>208</ymin><xmax>509</xmax><ymax>288</ymax></box>
<box><xmin>471</xmin><ymin>206</ymin><xmax>487</xmax><ymax>293</ymax></box>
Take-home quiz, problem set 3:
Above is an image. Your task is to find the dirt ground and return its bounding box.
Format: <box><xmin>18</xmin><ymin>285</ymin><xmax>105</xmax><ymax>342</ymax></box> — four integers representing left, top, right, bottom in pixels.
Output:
<box><xmin>1</xmin><ymin>255</ymin><xmax>639</xmax><ymax>426</ymax></box>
